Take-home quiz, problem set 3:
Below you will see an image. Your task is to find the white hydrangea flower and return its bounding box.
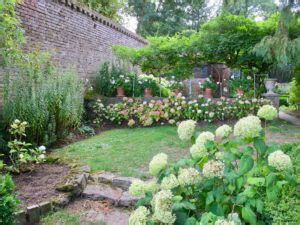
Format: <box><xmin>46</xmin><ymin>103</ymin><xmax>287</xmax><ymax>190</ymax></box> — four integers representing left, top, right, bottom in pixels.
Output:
<box><xmin>203</xmin><ymin>160</ymin><xmax>225</xmax><ymax>179</ymax></box>
<box><xmin>190</xmin><ymin>143</ymin><xmax>208</xmax><ymax>160</ymax></box>
<box><xmin>129</xmin><ymin>206</ymin><xmax>150</xmax><ymax>225</ymax></box>
<box><xmin>151</xmin><ymin>190</ymin><xmax>175</xmax><ymax>224</ymax></box>
<box><xmin>215</xmin><ymin>151</ymin><xmax>225</xmax><ymax>161</ymax></box>
<box><xmin>152</xmin><ymin>210</ymin><xmax>176</xmax><ymax>224</ymax></box>
<box><xmin>216</xmin><ymin>124</ymin><xmax>232</xmax><ymax>139</ymax></box>
<box><xmin>160</xmin><ymin>174</ymin><xmax>179</xmax><ymax>190</ymax></box>
<box><xmin>144</xmin><ymin>181</ymin><xmax>158</xmax><ymax>193</ymax></box>
<box><xmin>268</xmin><ymin>150</ymin><xmax>292</xmax><ymax>171</ymax></box>
<box><xmin>257</xmin><ymin>105</ymin><xmax>278</xmax><ymax>121</ymax></box>
<box><xmin>177</xmin><ymin>120</ymin><xmax>197</xmax><ymax>141</ymax></box>
<box><xmin>233</xmin><ymin>116</ymin><xmax>262</xmax><ymax>139</ymax></box>
<box><xmin>38</xmin><ymin>145</ymin><xmax>46</xmax><ymax>151</ymax></box>
<box><xmin>196</xmin><ymin>131</ymin><xmax>215</xmax><ymax>145</ymax></box>
<box><xmin>215</xmin><ymin>218</ymin><xmax>235</xmax><ymax>225</ymax></box>
<box><xmin>129</xmin><ymin>180</ymin><xmax>146</xmax><ymax>197</ymax></box>
<box><xmin>149</xmin><ymin>153</ymin><xmax>168</xmax><ymax>176</ymax></box>
<box><xmin>178</xmin><ymin>168</ymin><xmax>200</xmax><ymax>186</ymax></box>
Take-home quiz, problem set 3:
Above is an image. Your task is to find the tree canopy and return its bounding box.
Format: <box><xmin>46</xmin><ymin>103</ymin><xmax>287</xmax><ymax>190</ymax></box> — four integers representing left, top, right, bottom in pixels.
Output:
<box><xmin>113</xmin><ymin>13</ymin><xmax>279</xmax><ymax>79</ymax></box>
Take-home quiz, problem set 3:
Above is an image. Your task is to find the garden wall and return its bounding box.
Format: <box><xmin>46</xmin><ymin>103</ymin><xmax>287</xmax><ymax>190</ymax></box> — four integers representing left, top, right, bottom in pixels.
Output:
<box><xmin>0</xmin><ymin>0</ymin><xmax>147</xmax><ymax>105</ymax></box>
<box><xmin>16</xmin><ymin>0</ymin><xmax>147</xmax><ymax>78</ymax></box>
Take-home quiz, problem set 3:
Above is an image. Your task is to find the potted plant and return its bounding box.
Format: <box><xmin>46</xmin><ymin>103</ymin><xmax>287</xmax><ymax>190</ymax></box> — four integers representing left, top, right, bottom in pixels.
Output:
<box><xmin>200</xmin><ymin>76</ymin><xmax>217</xmax><ymax>99</ymax></box>
<box><xmin>229</xmin><ymin>77</ymin><xmax>251</xmax><ymax>97</ymax></box>
<box><xmin>169</xmin><ymin>77</ymin><xmax>184</xmax><ymax>95</ymax></box>
<box><xmin>111</xmin><ymin>74</ymin><xmax>131</xmax><ymax>97</ymax></box>
<box><xmin>139</xmin><ymin>74</ymin><xmax>157</xmax><ymax>98</ymax></box>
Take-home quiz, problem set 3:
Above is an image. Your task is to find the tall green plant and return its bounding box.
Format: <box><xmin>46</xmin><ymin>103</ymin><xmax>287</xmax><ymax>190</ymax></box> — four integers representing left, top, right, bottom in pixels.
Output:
<box><xmin>0</xmin><ymin>0</ymin><xmax>25</xmax><ymax>65</ymax></box>
<box><xmin>3</xmin><ymin>53</ymin><xmax>84</xmax><ymax>144</ymax></box>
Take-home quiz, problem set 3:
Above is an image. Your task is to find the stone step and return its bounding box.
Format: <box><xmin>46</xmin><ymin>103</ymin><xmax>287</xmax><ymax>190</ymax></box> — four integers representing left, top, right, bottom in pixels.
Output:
<box><xmin>82</xmin><ymin>184</ymin><xmax>140</xmax><ymax>208</ymax></box>
<box><xmin>93</xmin><ymin>172</ymin><xmax>139</xmax><ymax>191</ymax></box>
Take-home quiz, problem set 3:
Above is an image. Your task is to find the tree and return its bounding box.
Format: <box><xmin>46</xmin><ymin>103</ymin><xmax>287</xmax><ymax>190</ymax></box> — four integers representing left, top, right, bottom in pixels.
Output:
<box><xmin>78</xmin><ymin>0</ymin><xmax>126</xmax><ymax>22</ymax></box>
<box><xmin>254</xmin><ymin>0</ymin><xmax>299</xmax><ymax>81</ymax></box>
<box><xmin>221</xmin><ymin>0</ymin><xmax>278</xmax><ymax>18</ymax></box>
<box><xmin>127</xmin><ymin>0</ymin><xmax>209</xmax><ymax>36</ymax></box>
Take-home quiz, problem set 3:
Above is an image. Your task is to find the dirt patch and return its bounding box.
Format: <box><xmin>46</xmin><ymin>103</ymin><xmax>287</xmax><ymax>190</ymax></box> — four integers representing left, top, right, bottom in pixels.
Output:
<box><xmin>266</xmin><ymin>132</ymin><xmax>299</xmax><ymax>144</ymax></box>
<box><xmin>65</xmin><ymin>199</ymin><xmax>130</xmax><ymax>225</ymax></box>
<box><xmin>13</xmin><ymin>163</ymin><xmax>70</xmax><ymax>209</ymax></box>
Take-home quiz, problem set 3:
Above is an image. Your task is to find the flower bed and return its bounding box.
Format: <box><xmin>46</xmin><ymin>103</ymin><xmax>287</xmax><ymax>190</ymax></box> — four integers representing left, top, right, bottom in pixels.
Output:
<box><xmin>91</xmin><ymin>94</ymin><xmax>272</xmax><ymax>127</ymax></box>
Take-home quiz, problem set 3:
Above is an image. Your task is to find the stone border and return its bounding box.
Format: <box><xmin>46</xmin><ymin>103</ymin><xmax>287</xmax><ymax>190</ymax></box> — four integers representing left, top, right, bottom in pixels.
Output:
<box><xmin>16</xmin><ymin>164</ymin><xmax>91</xmax><ymax>224</ymax></box>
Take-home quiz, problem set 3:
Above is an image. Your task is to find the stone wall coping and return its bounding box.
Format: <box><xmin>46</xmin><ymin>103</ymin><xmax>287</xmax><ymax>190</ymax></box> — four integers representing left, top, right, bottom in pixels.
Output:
<box><xmin>49</xmin><ymin>0</ymin><xmax>148</xmax><ymax>44</ymax></box>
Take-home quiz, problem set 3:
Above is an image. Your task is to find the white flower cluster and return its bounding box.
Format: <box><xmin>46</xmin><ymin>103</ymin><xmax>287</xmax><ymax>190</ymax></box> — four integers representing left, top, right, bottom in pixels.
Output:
<box><xmin>190</xmin><ymin>143</ymin><xmax>208</xmax><ymax>160</ymax></box>
<box><xmin>152</xmin><ymin>190</ymin><xmax>176</xmax><ymax>224</ymax></box>
<box><xmin>216</xmin><ymin>124</ymin><xmax>232</xmax><ymax>139</ymax></box>
<box><xmin>215</xmin><ymin>218</ymin><xmax>235</xmax><ymax>225</ymax></box>
<box><xmin>177</xmin><ymin>120</ymin><xmax>197</xmax><ymax>141</ymax></box>
<box><xmin>160</xmin><ymin>174</ymin><xmax>179</xmax><ymax>190</ymax></box>
<box><xmin>178</xmin><ymin>168</ymin><xmax>200</xmax><ymax>186</ymax></box>
<box><xmin>257</xmin><ymin>104</ymin><xmax>278</xmax><ymax>121</ymax></box>
<box><xmin>129</xmin><ymin>206</ymin><xmax>150</xmax><ymax>225</ymax></box>
<box><xmin>233</xmin><ymin>115</ymin><xmax>262</xmax><ymax>139</ymax></box>
<box><xmin>149</xmin><ymin>153</ymin><xmax>168</xmax><ymax>176</ymax></box>
<box><xmin>268</xmin><ymin>150</ymin><xmax>292</xmax><ymax>171</ymax></box>
<box><xmin>129</xmin><ymin>180</ymin><xmax>157</xmax><ymax>197</ymax></box>
<box><xmin>203</xmin><ymin>160</ymin><xmax>225</xmax><ymax>179</ymax></box>
<box><xmin>196</xmin><ymin>131</ymin><xmax>215</xmax><ymax>145</ymax></box>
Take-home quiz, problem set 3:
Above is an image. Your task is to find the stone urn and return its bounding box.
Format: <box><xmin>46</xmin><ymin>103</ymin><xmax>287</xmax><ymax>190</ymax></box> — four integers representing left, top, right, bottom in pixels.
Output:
<box><xmin>144</xmin><ymin>88</ymin><xmax>153</xmax><ymax>98</ymax></box>
<box><xmin>117</xmin><ymin>87</ymin><xmax>125</xmax><ymax>97</ymax></box>
<box><xmin>264</xmin><ymin>78</ymin><xmax>277</xmax><ymax>95</ymax></box>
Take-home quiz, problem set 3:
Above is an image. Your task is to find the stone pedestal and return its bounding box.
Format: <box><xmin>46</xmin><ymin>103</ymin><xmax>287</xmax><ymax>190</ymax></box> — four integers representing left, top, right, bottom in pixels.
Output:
<box><xmin>263</xmin><ymin>93</ymin><xmax>280</xmax><ymax>108</ymax></box>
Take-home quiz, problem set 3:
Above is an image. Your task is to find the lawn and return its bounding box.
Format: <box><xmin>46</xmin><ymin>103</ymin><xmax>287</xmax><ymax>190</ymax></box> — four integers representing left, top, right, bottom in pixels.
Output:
<box><xmin>51</xmin><ymin>119</ymin><xmax>300</xmax><ymax>178</ymax></box>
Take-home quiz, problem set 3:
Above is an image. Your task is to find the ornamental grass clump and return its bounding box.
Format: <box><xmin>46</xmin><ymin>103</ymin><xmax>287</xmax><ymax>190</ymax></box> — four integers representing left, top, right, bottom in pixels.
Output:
<box><xmin>129</xmin><ymin>115</ymin><xmax>296</xmax><ymax>224</ymax></box>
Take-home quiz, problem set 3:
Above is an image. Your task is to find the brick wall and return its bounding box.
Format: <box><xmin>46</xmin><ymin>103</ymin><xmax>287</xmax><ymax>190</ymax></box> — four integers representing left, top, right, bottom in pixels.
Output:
<box><xmin>15</xmin><ymin>0</ymin><xmax>147</xmax><ymax>79</ymax></box>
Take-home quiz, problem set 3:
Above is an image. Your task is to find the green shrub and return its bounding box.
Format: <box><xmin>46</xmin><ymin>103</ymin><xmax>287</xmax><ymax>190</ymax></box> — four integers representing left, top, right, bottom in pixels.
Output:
<box><xmin>3</xmin><ymin>53</ymin><xmax>84</xmax><ymax>145</ymax></box>
<box><xmin>0</xmin><ymin>174</ymin><xmax>19</xmax><ymax>225</ymax></box>
<box><xmin>128</xmin><ymin>115</ymin><xmax>297</xmax><ymax>224</ymax></box>
<box><xmin>289</xmin><ymin>78</ymin><xmax>300</xmax><ymax>105</ymax></box>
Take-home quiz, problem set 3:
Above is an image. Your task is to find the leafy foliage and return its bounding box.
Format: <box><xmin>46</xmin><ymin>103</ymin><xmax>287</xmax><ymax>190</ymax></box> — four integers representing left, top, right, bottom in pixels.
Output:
<box><xmin>3</xmin><ymin>52</ymin><xmax>84</xmax><ymax>145</ymax></box>
<box><xmin>113</xmin><ymin>13</ymin><xmax>278</xmax><ymax>78</ymax></box>
<box><xmin>0</xmin><ymin>0</ymin><xmax>25</xmax><ymax>65</ymax></box>
<box><xmin>0</xmin><ymin>174</ymin><xmax>19</xmax><ymax>225</ymax></box>
<box><xmin>127</xmin><ymin>0</ymin><xmax>209</xmax><ymax>36</ymax></box>
<box><xmin>78</xmin><ymin>0</ymin><xmax>126</xmax><ymax>22</ymax></box>
<box><xmin>129</xmin><ymin>116</ymin><xmax>297</xmax><ymax>224</ymax></box>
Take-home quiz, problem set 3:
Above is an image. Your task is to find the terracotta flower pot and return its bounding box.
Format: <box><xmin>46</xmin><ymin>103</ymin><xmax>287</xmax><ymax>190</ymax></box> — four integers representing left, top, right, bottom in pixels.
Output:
<box><xmin>174</xmin><ymin>89</ymin><xmax>181</xmax><ymax>95</ymax></box>
<box><xmin>237</xmin><ymin>89</ymin><xmax>244</xmax><ymax>97</ymax></box>
<box><xmin>144</xmin><ymin>88</ymin><xmax>153</xmax><ymax>98</ymax></box>
<box><xmin>117</xmin><ymin>87</ymin><xmax>125</xmax><ymax>97</ymax></box>
<box><xmin>204</xmin><ymin>88</ymin><xmax>213</xmax><ymax>99</ymax></box>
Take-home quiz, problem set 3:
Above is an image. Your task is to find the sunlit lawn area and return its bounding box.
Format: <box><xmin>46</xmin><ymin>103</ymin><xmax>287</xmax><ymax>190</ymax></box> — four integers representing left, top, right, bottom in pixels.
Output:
<box><xmin>51</xmin><ymin>119</ymin><xmax>300</xmax><ymax>178</ymax></box>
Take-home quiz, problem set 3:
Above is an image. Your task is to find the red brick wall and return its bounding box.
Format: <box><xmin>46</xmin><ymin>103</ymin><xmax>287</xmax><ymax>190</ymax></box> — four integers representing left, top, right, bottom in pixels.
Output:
<box><xmin>15</xmin><ymin>0</ymin><xmax>147</xmax><ymax>79</ymax></box>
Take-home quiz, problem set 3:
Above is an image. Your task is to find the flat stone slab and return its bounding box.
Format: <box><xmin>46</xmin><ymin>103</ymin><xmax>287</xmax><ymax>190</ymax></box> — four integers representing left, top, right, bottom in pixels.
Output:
<box><xmin>82</xmin><ymin>184</ymin><xmax>123</xmax><ymax>205</ymax></box>
<box><xmin>82</xmin><ymin>184</ymin><xmax>140</xmax><ymax>207</ymax></box>
<box><xmin>95</xmin><ymin>172</ymin><xmax>117</xmax><ymax>184</ymax></box>
<box><xmin>112</xmin><ymin>176</ymin><xmax>139</xmax><ymax>191</ymax></box>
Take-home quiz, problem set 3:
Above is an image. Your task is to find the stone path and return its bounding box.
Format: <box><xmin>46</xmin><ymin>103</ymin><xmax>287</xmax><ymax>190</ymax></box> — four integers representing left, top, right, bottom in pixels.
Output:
<box><xmin>279</xmin><ymin>111</ymin><xmax>300</xmax><ymax>126</ymax></box>
<box><xmin>57</xmin><ymin>172</ymin><xmax>145</xmax><ymax>225</ymax></box>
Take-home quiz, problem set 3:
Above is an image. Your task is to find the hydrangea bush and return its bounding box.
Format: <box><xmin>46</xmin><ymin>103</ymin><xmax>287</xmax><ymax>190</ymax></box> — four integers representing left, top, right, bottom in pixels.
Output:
<box><xmin>92</xmin><ymin>95</ymin><xmax>271</xmax><ymax>127</ymax></box>
<box><xmin>5</xmin><ymin>120</ymin><xmax>46</xmax><ymax>173</ymax></box>
<box><xmin>128</xmin><ymin>115</ymin><xmax>296</xmax><ymax>225</ymax></box>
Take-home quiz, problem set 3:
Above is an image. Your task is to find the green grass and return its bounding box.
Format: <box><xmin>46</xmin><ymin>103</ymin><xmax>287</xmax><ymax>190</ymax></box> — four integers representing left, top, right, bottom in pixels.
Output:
<box><xmin>51</xmin><ymin>120</ymin><xmax>299</xmax><ymax>178</ymax></box>
<box><xmin>41</xmin><ymin>211</ymin><xmax>81</xmax><ymax>225</ymax></box>
<box><xmin>51</xmin><ymin>125</ymin><xmax>216</xmax><ymax>178</ymax></box>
